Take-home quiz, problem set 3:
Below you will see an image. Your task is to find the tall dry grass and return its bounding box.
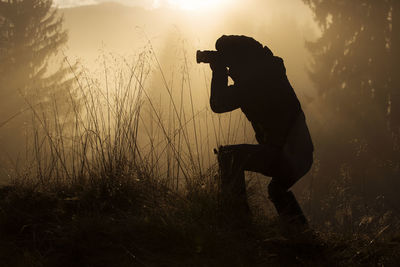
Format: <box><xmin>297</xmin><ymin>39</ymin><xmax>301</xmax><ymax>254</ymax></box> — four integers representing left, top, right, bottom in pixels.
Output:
<box><xmin>11</xmin><ymin>43</ymin><xmax>256</xmax><ymax>197</ymax></box>
<box><xmin>1</xmin><ymin>45</ymin><xmax>400</xmax><ymax>267</ymax></box>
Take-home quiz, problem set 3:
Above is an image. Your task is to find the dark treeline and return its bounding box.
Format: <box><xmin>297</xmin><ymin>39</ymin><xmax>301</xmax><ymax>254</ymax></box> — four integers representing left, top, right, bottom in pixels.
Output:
<box><xmin>303</xmin><ymin>0</ymin><xmax>400</xmax><ymax>232</ymax></box>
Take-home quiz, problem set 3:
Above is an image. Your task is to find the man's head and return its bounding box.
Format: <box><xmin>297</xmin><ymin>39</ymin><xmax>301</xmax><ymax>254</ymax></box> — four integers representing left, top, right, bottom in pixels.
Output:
<box><xmin>216</xmin><ymin>35</ymin><xmax>272</xmax><ymax>65</ymax></box>
<box><xmin>215</xmin><ymin>35</ymin><xmax>273</xmax><ymax>80</ymax></box>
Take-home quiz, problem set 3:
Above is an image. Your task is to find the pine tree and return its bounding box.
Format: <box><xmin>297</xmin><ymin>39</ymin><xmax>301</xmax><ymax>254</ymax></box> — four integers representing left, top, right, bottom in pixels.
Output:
<box><xmin>303</xmin><ymin>0</ymin><xmax>400</xmax><ymax>225</ymax></box>
<box><xmin>0</xmin><ymin>0</ymin><xmax>73</xmax><ymax>159</ymax></box>
<box><xmin>0</xmin><ymin>0</ymin><xmax>72</xmax><ymax>120</ymax></box>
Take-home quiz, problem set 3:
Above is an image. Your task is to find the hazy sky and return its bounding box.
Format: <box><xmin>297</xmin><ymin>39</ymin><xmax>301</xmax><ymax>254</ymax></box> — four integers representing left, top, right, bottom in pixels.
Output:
<box><xmin>58</xmin><ymin>0</ymin><xmax>319</xmax><ymax>99</ymax></box>
<box><xmin>55</xmin><ymin>0</ymin><xmax>152</xmax><ymax>8</ymax></box>
<box><xmin>54</xmin><ymin>0</ymin><xmax>230</xmax><ymax>9</ymax></box>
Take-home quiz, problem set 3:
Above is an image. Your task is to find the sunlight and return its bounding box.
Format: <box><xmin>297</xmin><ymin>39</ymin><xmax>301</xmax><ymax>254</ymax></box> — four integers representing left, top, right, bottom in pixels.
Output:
<box><xmin>166</xmin><ymin>0</ymin><xmax>228</xmax><ymax>11</ymax></box>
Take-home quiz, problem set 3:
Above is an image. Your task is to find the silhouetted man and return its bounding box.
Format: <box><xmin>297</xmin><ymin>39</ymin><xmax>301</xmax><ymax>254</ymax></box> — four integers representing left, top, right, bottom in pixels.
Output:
<box><xmin>199</xmin><ymin>35</ymin><xmax>314</xmax><ymax>231</ymax></box>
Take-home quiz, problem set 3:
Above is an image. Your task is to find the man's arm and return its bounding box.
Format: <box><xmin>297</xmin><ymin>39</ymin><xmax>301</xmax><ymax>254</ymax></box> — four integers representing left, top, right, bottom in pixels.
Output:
<box><xmin>209</xmin><ymin>63</ymin><xmax>241</xmax><ymax>113</ymax></box>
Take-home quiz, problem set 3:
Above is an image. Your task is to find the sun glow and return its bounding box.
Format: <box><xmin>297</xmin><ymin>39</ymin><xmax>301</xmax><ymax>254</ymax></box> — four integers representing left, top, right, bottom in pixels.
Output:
<box><xmin>166</xmin><ymin>0</ymin><xmax>227</xmax><ymax>11</ymax></box>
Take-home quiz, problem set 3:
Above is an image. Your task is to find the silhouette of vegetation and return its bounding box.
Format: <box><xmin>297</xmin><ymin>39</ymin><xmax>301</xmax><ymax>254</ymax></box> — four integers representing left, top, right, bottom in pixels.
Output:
<box><xmin>0</xmin><ymin>0</ymin><xmax>73</xmax><ymax>159</ymax></box>
<box><xmin>0</xmin><ymin>44</ymin><xmax>398</xmax><ymax>266</ymax></box>
<box><xmin>1</xmin><ymin>2</ymin><xmax>400</xmax><ymax>265</ymax></box>
<box><xmin>303</xmin><ymin>0</ymin><xmax>400</xmax><ymax>232</ymax></box>
<box><xmin>1</xmin><ymin>178</ymin><xmax>399</xmax><ymax>266</ymax></box>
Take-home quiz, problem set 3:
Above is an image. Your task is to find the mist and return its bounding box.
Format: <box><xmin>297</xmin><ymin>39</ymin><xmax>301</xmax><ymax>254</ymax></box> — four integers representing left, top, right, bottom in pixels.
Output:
<box><xmin>1</xmin><ymin>0</ymin><xmax>319</xmax><ymax>183</ymax></box>
<box><xmin>57</xmin><ymin>0</ymin><xmax>321</xmax><ymax>206</ymax></box>
<box><xmin>1</xmin><ymin>0</ymin><xmax>399</xmax><ymax>265</ymax></box>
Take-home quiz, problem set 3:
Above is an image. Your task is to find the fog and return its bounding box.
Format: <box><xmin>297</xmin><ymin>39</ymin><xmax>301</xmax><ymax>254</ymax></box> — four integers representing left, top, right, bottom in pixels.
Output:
<box><xmin>61</xmin><ymin>1</ymin><xmax>318</xmax><ymax>94</ymax></box>
<box><xmin>1</xmin><ymin>0</ymin><xmax>399</xmax><ymax>232</ymax></box>
<box><xmin>57</xmin><ymin>0</ymin><xmax>319</xmax><ymax>194</ymax></box>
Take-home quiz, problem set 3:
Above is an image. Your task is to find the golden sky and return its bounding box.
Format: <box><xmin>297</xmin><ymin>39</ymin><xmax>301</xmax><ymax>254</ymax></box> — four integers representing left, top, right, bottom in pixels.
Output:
<box><xmin>55</xmin><ymin>0</ymin><xmax>230</xmax><ymax>9</ymax></box>
<box><xmin>60</xmin><ymin>0</ymin><xmax>319</xmax><ymax>99</ymax></box>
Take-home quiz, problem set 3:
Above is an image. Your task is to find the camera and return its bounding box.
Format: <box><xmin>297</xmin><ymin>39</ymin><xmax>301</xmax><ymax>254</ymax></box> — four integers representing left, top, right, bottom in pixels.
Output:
<box><xmin>196</xmin><ymin>50</ymin><xmax>220</xmax><ymax>64</ymax></box>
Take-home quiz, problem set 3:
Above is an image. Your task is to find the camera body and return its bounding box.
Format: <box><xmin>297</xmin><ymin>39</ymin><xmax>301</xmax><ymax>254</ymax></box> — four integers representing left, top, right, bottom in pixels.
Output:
<box><xmin>196</xmin><ymin>50</ymin><xmax>220</xmax><ymax>64</ymax></box>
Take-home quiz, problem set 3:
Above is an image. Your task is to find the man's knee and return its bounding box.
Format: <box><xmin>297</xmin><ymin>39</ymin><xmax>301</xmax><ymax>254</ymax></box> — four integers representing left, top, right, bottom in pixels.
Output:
<box><xmin>268</xmin><ymin>181</ymin><xmax>287</xmax><ymax>202</ymax></box>
<box><xmin>217</xmin><ymin>145</ymin><xmax>246</xmax><ymax>167</ymax></box>
<box><xmin>280</xmin><ymin>150</ymin><xmax>313</xmax><ymax>180</ymax></box>
<box><xmin>267</xmin><ymin>181</ymin><xmax>288</xmax><ymax>203</ymax></box>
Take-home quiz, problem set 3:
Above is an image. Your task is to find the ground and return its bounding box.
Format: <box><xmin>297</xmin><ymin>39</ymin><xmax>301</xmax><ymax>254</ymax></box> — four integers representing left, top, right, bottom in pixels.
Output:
<box><xmin>0</xmin><ymin>182</ymin><xmax>399</xmax><ymax>266</ymax></box>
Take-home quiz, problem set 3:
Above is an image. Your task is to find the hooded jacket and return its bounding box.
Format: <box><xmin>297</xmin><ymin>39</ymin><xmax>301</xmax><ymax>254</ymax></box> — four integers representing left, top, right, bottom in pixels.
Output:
<box><xmin>210</xmin><ymin>35</ymin><xmax>313</xmax><ymax>152</ymax></box>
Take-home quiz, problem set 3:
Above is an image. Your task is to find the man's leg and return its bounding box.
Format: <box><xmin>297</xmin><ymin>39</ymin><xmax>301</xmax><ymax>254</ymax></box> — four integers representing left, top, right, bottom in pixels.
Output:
<box><xmin>265</xmin><ymin>146</ymin><xmax>313</xmax><ymax>232</ymax></box>
<box><xmin>217</xmin><ymin>143</ymin><xmax>310</xmax><ymax>230</ymax></box>
<box><xmin>267</xmin><ymin>179</ymin><xmax>308</xmax><ymax>233</ymax></box>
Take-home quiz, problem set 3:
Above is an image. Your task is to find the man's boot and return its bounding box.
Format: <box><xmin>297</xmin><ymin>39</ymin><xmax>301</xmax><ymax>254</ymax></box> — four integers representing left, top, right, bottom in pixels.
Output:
<box><xmin>268</xmin><ymin>182</ymin><xmax>308</xmax><ymax>236</ymax></box>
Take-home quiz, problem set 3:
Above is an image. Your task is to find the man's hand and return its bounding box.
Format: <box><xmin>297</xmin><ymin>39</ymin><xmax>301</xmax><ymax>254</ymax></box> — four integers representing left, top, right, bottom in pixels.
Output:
<box><xmin>210</xmin><ymin>60</ymin><xmax>227</xmax><ymax>73</ymax></box>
